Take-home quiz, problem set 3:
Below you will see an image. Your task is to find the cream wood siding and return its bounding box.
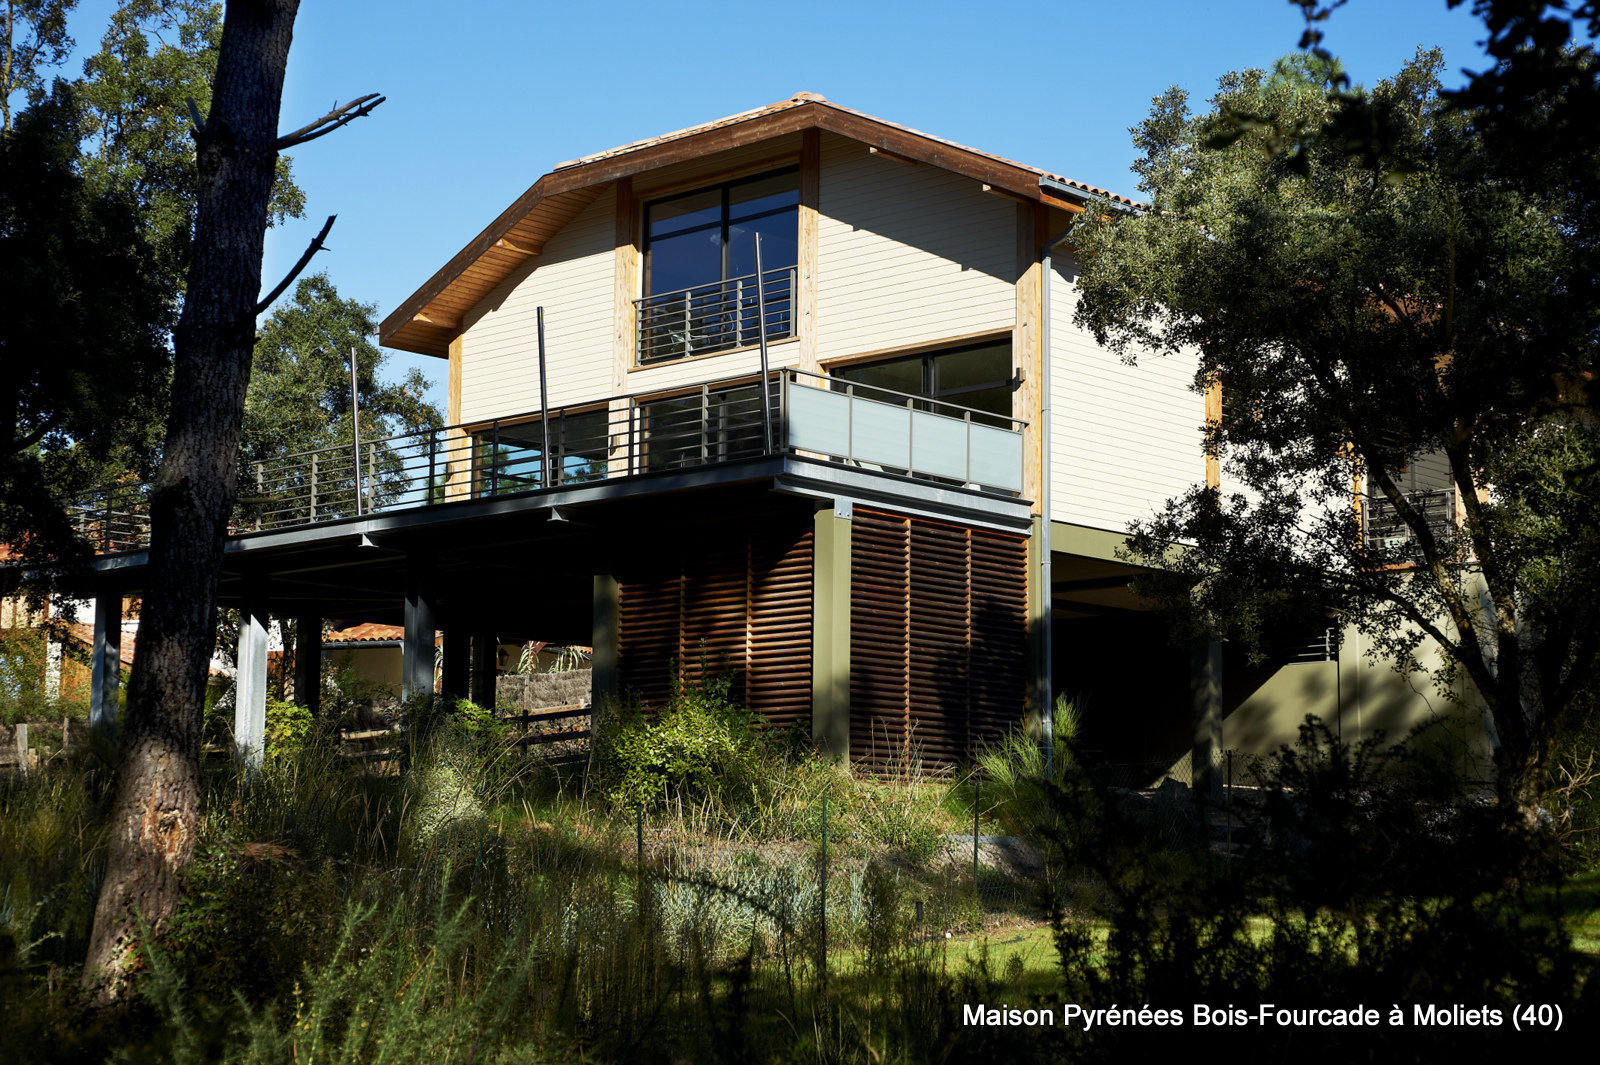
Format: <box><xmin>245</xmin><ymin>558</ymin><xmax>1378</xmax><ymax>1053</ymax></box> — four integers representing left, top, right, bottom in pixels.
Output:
<box><xmin>1049</xmin><ymin>256</ymin><xmax>1206</xmax><ymax>532</ymax></box>
<box><xmin>459</xmin><ymin>187</ymin><xmax>616</xmax><ymax>423</ymax></box>
<box><xmin>815</xmin><ymin>133</ymin><xmax>1016</xmax><ymax>360</ymax></box>
<box><xmin>628</xmin><ymin>339</ymin><xmax>802</xmax><ymax>395</ymax></box>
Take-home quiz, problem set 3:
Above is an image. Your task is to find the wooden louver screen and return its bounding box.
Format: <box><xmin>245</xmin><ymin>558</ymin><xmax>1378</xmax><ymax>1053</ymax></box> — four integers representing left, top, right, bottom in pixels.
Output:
<box><xmin>617</xmin><ymin>518</ymin><xmax>813</xmax><ymax>732</ymax></box>
<box><xmin>849</xmin><ymin>507</ymin><xmax>1027</xmax><ymax>767</ymax></box>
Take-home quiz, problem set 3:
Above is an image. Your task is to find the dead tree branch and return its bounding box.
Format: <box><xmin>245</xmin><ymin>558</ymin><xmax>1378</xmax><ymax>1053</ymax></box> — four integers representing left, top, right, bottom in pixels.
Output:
<box><xmin>255</xmin><ymin>214</ymin><xmax>335</xmax><ymax>315</ymax></box>
<box><xmin>275</xmin><ymin>93</ymin><xmax>385</xmax><ymax>150</ymax></box>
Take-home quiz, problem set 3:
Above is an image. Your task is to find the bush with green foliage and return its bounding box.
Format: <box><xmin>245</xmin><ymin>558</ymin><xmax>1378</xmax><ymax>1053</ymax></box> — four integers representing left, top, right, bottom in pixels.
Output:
<box><xmin>595</xmin><ymin>671</ymin><xmax>765</xmax><ymax>810</ymax></box>
<box><xmin>975</xmin><ymin>695</ymin><xmax>1081</xmax><ymax>838</ymax></box>
<box><xmin>263</xmin><ymin>697</ymin><xmax>311</xmax><ymax>760</ymax></box>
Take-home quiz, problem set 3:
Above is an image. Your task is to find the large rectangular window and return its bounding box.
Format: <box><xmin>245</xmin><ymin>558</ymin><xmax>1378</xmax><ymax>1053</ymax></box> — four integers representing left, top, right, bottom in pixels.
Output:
<box><xmin>474</xmin><ymin>408</ymin><xmax>610</xmax><ymax>495</ymax></box>
<box><xmin>637</xmin><ymin>168</ymin><xmax>799</xmax><ymax>364</ymax></box>
<box><xmin>638</xmin><ymin>382</ymin><xmax>771</xmax><ymax>471</ymax></box>
<box><xmin>831</xmin><ymin>340</ymin><xmax>1016</xmax><ymax>428</ymax></box>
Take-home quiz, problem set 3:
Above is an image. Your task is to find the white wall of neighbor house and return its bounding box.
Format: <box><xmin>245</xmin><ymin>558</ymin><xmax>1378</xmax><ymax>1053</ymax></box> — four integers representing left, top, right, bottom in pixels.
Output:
<box><xmin>815</xmin><ymin>133</ymin><xmax>1016</xmax><ymax>361</ymax></box>
<box><xmin>1049</xmin><ymin>256</ymin><xmax>1206</xmax><ymax>533</ymax></box>
<box><xmin>459</xmin><ymin>186</ymin><xmax>617</xmax><ymax>423</ymax></box>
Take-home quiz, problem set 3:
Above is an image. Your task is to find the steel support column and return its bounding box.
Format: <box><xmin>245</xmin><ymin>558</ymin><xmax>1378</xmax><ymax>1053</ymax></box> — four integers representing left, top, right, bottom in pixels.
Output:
<box><xmin>591</xmin><ymin>574</ymin><xmax>619</xmax><ymax>709</ymax></box>
<box><xmin>470</xmin><ymin>631</ymin><xmax>497</xmax><ymax>707</ymax></box>
<box><xmin>90</xmin><ymin>593</ymin><xmax>122</xmax><ymax>741</ymax></box>
<box><xmin>402</xmin><ymin>562</ymin><xmax>437</xmax><ymax>703</ymax></box>
<box><xmin>236</xmin><ymin>587</ymin><xmax>270</xmax><ymax>768</ymax></box>
<box><xmin>810</xmin><ymin>501</ymin><xmax>852</xmax><ymax>760</ymax></box>
<box><xmin>294</xmin><ymin>612</ymin><xmax>321</xmax><ymax>715</ymax></box>
<box><xmin>1191</xmin><ymin>640</ymin><xmax>1224</xmax><ymax>802</ymax></box>
<box><xmin>440</xmin><ymin>625</ymin><xmax>470</xmax><ymax>701</ymax></box>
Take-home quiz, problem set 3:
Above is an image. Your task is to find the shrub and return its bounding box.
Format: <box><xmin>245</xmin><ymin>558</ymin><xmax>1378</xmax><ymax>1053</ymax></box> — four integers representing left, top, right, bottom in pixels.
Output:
<box><xmin>975</xmin><ymin>695</ymin><xmax>1081</xmax><ymax>838</ymax></box>
<box><xmin>595</xmin><ymin>670</ymin><xmax>765</xmax><ymax>810</ymax></box>
<box><xmin>263</xmin><ymin>697</ymin><xmax>311</xmax><ymax>760</ymax></box>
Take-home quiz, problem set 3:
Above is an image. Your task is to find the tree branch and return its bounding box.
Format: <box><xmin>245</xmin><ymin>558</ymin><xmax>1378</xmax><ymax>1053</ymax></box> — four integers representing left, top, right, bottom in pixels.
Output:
<box><xmin>255</xmin><ymin>215</ymin><xmax>335</xmax><ymax>315</ymax></box>
<box><xmin>5</xmin><ymin>416</ymin><xmax>57</xmax><ymax>458</ymax></box>
<box><xmin>186</xmin><ymin>96</ymin><xmax>206</xmax><ymax>137</ymax></box>
<box><xmin>275</xmin><ymin>93</ymin><xmax>385</xmax><ymax>151</ymax></box>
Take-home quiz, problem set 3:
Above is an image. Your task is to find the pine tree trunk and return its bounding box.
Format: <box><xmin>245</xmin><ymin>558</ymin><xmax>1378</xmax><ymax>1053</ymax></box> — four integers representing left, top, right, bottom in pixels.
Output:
<box><xmin>83</xmin><ymin>0</ymin><xmax>300</xmax><ymax>1003</ymax></box>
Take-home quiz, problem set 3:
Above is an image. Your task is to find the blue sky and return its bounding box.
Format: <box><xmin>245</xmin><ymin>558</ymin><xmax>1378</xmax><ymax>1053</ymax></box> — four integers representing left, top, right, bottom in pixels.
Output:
<box><xmin>58</xmin><ymin>1</ymin><xmax>1496</xmax><ymax>410</ymax></box>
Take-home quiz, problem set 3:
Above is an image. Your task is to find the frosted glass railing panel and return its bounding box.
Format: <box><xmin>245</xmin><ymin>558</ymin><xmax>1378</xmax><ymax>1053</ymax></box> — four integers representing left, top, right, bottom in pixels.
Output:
<box><xmin>786</xmin><ymin>384</ymin><xmax>847</xmax><ymax>454</ymax></box>
<box><xmin>850</xmin><ymin>398</ymin><xmax>911</xmax><ymax>469</ymax></box>
<box><xmin>967</xmin><ymin>423</ymin><xmax>1024</xmax><ymax>493</ymax></box>
<box><xmin>910</xmin><ymin>410</ymin><xmax>969</xmax><ymax>482</ymax></box>
<box><xmin>782</xmin><ymin>375</ymin><xmax>1024</xmax><ymax>494</ymax></box>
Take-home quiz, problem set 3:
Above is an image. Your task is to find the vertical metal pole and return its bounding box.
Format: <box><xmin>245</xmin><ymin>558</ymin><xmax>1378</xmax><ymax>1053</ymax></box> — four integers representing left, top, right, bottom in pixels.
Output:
<box><xmin>557</xmin><ymin>409</ymin><xmax>567</xmax><ymax>486</ymax></box>
<box><xmin>974</xmin><ymin>778</ymin><xmax>981</xmax><ymax>893</ymax></box>
<box><xmin>490</xmin><ymin>421</ymin><xmax>500</xmax><ymax>497</ymax></box>
<box><xmin>537</xmin><ymin>306</ymin><xmax>552</xmax><ymax>489</ymax></box>
<box><xmin>754</xmin><ymin>234</ymin><xmax>774</xmax><ymax>455</ymax></box>
<box><xmin>699</xmin><ymin>385</ymin><xmax>709</xmax><ymax>463</ymax></box>
<box><xmin>965</xmin><ymin>411</ymin><xmax>972</xmax><ymax>485</ymax></box>
<box><xmin>427</xmin><ymin>433</ymin><xmax>437</xmax><ymax>504</ymax></box>
<box><xmin>637</xmin><ymin>805</ymin><xmax>644</xmax><ymax>870</ymax></box>
<box><xmin>309</xmin><ymin>452</ymin><xmax>318</xmax><ymax>522</ymax></box>
<box><xmin>820</xmin><ymin>796</ymin><xmax>828</xmax><ymax>976</ymax></box>
<box><xmin>255</xmin><ymin>463</ymin><xmax>263</xmax><ymax>530</ymax></box>
<box><xmin>350</xmin><ymin>346</ymin><xmax>363</xmax><ymax>516</ymax></box>
<box><xmin>367</xmin><ymin>444</ymin><xmax>376</xmax><ymax>513</ymax></box>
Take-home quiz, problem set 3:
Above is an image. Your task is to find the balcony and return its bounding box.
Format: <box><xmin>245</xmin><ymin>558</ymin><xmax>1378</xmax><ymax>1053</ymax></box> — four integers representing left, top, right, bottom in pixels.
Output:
<box><xmin>64</xmin><ymin>369</ymin><xmax>1027</xmax><ymax>554</ymax></box>
<box><xmin>635</xmin><ymin>266</ymin><xmax>795</xmax><ymax>364</ymax></box>
<box><xmin>1363</xmin><ymin>488</ymin><xmax>1456</xmax><ymax>554</ymax></box>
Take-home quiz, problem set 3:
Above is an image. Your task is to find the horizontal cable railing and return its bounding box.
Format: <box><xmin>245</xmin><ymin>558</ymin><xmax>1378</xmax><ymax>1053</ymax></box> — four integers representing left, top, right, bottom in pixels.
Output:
<box><xmin>1363</xmin><ymin>488</ymin><xmax>1455</xmax><ymax>554</ymax></box>
<box><xmin>64</xmin><ymin>367</ymin><xmax>1028</xmax><ymax>555</ymax></box>
<box><xmin>636</xmin><ymin>266</ymin><xmax>796</xmax><ymax>364</ymax></box>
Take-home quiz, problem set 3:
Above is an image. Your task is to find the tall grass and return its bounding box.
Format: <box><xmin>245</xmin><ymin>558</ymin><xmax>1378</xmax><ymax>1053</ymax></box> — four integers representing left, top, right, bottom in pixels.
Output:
<box><xmin>2</xmin><ymin>702</ymin><xmax>1594</xmax><ymax>1062</ymax></box>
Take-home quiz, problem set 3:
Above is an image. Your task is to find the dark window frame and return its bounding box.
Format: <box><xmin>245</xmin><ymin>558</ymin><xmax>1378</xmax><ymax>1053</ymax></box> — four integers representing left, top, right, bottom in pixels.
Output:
<box><xmin>642</xmin><ymin>166</ymin><xmax>800</xmax><ymax>297</ymax></box>
<box><xmin>829</xmin><ymin>340</ymin><xmax>1019</xmax><ymax>428</ymax></box>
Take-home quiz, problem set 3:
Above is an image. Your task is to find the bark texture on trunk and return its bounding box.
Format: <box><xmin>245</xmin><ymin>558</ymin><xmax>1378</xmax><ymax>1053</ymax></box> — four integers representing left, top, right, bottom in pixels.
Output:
<box><xmin>83</xmin><ymin>0</ymin><xmax>300</xmax><ymax>1002</ymax></box>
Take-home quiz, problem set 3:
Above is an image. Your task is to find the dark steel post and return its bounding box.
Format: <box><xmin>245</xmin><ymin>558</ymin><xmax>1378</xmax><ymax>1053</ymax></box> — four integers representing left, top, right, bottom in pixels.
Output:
<box><xmin>350</xmin><ymin>346</ymin><xmax>363</xmax><ymax>516</ymax></box>
<box><xmin>490</xmin><ymin>421</ymin><xmax>501</xmax><ymax>497</ymax></box>
<box><xmin>537</xmin><ymin>306</ymin><xmax>552</xmax><ymax>489</ymax></box>
<box><xmin>754</xmin><ymin>234</ymin><xmax>774</xmax><ymax>454</ymax></box>
<box><xmin>427</xmin><ymin>433</ymin><xmax>437</xmax><ymax>504</ymax></box>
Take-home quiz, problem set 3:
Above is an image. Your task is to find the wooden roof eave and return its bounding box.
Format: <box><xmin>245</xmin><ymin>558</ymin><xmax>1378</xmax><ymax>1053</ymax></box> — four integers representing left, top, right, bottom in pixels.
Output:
<box><xmin>380</xmin><ymin>100</ymin><xmax>1095</xmax><ymax>357</ymax></box>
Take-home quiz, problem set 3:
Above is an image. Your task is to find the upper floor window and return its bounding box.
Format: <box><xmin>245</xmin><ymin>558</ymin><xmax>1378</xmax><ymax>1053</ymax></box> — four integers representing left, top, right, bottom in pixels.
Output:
<box><xmin>832</xmin><ymin>340</ymin><xmax>1016</xmax><ymax>428</ymax></box>
<box><xmin>638</xmin><ymin>168</ymin><xmax>799</xmax><ymax>364</ymax></box>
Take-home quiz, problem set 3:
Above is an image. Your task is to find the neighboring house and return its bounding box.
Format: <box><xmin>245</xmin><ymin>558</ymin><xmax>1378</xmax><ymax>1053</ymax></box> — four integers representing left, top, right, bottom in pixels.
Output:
<box><xmin>49</xmin><ymin>94</ymin><xmax>1488</xmax><ymax>778</ymax></box>
<box><xmin>321</xmin><ymin>623</ymin><xmax>590</xmax><ymax>698</ymax></box>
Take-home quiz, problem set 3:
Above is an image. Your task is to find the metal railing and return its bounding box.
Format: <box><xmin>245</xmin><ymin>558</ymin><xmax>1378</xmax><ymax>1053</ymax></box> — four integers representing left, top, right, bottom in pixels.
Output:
<box><xmin>636</xmin><ymin>266</ymin><xmax>796</xmax><ymax>364</ymax></box>
<box><xmin>1363</xmin><ymin>488</ymin><xmax>1455</xmax><ymax>554</ymax></box>
<box><xmin>64</xmin><ymin>368</ymin><xmax>1027</xmax><ymax>555</ymax></box>
<box><xmin>784</xmin><ymin>370</ymin><xmax>1027</xmax><ymax>494</ymax></box>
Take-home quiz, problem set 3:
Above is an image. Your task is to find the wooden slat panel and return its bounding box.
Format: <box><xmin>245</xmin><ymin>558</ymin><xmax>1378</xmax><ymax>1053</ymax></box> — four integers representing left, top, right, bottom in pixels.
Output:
<box><xmin>617</xmin><ymin>505</ymin><xmax>813</xmax><ymax>733</ymax></box>
<box><xmin>850</xmin><ymin>507</ymin><xmax>1026</xmax><ymax>769</ymax></box>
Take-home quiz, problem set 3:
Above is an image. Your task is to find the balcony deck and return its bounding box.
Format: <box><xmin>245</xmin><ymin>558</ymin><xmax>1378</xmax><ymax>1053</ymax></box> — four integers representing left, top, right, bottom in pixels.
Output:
<box><xmin>66</xmin><ymin>369</ymin><xmax>1030</xmax><ymax>561</ymax></box>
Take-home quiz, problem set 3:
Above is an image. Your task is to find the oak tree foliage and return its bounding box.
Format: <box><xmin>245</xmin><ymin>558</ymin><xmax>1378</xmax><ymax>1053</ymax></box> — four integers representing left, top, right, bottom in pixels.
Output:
<box><xmin>240</xmin><ymin>273</ymin><xmax>440</xmax><ymax>516</ymax></box>
<box><xmin>0</xmin><ymin>80</ymin><xmax>169</xmax><ymax>571</ymax></box>
<box><xmin>1071</xmin><ymin>47</ymin><xmax>1599</xmax><ymax>805</ymax></box>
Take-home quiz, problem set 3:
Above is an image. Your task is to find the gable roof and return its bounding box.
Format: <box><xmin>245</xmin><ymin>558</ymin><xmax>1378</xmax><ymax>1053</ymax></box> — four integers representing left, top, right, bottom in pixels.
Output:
<box><xmin>380</xmin><ymin>93</ymin><xmax>1135</xmax><ymax>358</ymax></box>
